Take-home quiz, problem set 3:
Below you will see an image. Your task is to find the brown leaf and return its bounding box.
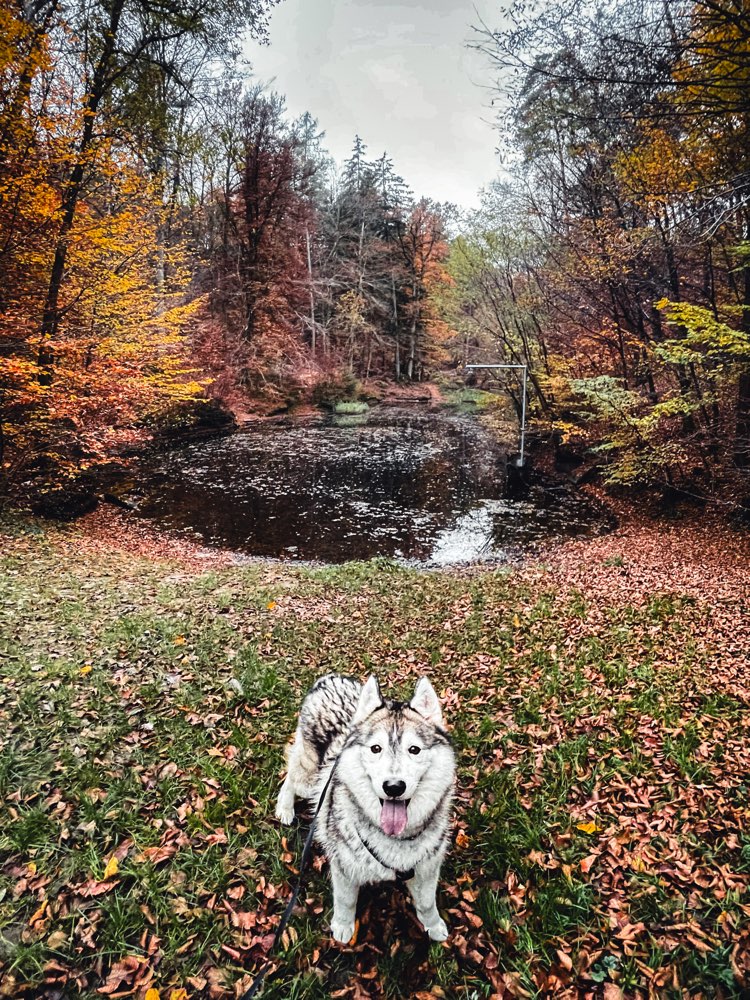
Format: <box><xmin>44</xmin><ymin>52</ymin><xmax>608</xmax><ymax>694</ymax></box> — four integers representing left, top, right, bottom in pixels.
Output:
<box><xmin>96</xmin><ymin>955</ymin><xmax>144</xmax><ymax>994</ymax></box>
<box><xmin>556</xmin><ymin>948</ymin><xmax>573</xmax><ymax>971</ymax></box>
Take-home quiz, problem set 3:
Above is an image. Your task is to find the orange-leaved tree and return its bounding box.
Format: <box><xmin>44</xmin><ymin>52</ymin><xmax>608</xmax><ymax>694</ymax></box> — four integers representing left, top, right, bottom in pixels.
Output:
<box><xmin>0</xmin><ymin>4</ymin><xmax>204</xmax><ymax>496</ymax></box>
<box><xmin>398</xmin><ymin>199</ymin><xmax>451</xmax><ymax>380</ymax></box>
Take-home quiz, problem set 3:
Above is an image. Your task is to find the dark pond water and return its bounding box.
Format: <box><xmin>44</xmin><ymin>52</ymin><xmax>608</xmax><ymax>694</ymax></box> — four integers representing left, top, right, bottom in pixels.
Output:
<box><xmin>133</xmin><ymin>407</ymin><xmax>607</xmax><ymax>564</ymax></box>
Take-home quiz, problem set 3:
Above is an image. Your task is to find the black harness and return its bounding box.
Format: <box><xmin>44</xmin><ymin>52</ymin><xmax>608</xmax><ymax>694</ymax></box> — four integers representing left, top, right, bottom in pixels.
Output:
<box><xmin>356</xmin><ymin>828</ymin><xmax>415</xmax><ymax>882</ymax></box>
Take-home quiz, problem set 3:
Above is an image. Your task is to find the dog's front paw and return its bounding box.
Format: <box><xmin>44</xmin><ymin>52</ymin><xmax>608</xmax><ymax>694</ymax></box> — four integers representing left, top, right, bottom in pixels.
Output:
<box><xmin>275</xmin><ymin>802</ymin><xmax>295</xmax><ymax>825</ymax></box>
<box><xmin>330</xmin><ymin>917</ymin><xmax>356</xmax><ymax>944</ymax></box>
<box><xmin>424</xmin><ymin>917</ymin><xmax>449</xmax><ymax>942</ymax></box>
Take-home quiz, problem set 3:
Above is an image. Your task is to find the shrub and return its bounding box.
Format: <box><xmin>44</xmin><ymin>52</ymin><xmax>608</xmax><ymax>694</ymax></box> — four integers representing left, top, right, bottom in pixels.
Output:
<box><xmin>312</xmin><ymin>371</ymin><xmax>363</xmax><ymax>409</ymax></box>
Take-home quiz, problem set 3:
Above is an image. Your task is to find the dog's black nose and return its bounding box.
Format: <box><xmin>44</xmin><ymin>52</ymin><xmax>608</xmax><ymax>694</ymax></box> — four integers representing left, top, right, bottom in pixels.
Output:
<box><xmin>382</xmin><ymin>780</ymin><xmax>406</xmax><ymax>798</ymax></box>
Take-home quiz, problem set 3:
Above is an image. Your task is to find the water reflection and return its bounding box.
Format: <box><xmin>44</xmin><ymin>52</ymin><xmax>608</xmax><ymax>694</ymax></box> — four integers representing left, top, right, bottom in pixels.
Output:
<box><xmin>134</xmin><ymin>408</ymin><xmax>604</xmax><ymax>564</ymax></box>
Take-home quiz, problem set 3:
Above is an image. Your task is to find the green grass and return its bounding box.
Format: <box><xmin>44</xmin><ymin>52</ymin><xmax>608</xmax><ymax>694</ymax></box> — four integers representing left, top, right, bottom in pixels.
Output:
<box><xmin>333</xmin><ymin>400</ymin><xmax>369</xmax><ymax>414</ymax></box>
<box><xmin>442</xmin><ymin>387</ymin><xmax>501</xmax><ymax>413</ymax></box>
<box><xmin>0</xmin><ymin>516</ymin><xmax>748</xmax><ymax>998</ymax></box>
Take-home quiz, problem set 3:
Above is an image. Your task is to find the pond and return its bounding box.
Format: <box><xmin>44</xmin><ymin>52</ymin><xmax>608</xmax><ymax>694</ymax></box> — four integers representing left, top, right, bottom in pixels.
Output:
<box><xmin>133</xmin><ymin>407</ymin><xmax>607</xmax><ymax>564</ymax></box>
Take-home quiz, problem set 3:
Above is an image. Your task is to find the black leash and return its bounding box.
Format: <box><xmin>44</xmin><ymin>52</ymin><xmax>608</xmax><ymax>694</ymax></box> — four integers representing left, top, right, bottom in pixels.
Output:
<box><xmin>239</xmin><ymin>766</ymin><xmax>338</xmax><ymax>1000</ymax></box>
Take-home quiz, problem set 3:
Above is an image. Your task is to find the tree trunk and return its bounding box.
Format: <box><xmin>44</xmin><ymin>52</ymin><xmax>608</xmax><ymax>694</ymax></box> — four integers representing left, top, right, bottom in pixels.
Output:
<box><xmin>0</xmin><ymin>398</ymin><xmax>5</xmax><ymax>479</ymax></box>
<box><xmin>407</xmin><ymin>278</ymin><xmax>418</xmax><ymax>380</ymax></box>
<box><xmin>736</xmin><ymin>230</ymin><xmax>750</xmax><ymax>467</ymax></box>
<box><xmin>305</xmin><ymin>227</ymin><xmax>315</xmax><ymax>354</ymax></box>
<box><xmin>38</xmin><ymin>0</ymin><xmax>125</xmax><ymax>353</ymax></box>
<box><xmin>392</xmin><ymin>274</ymin><xmax>400</xmax><ymax>379</ymax></box>
<box><xmin>1</xmin><ymin>1</ymin><xmax>60</xmax><ymax>151</ymax></box>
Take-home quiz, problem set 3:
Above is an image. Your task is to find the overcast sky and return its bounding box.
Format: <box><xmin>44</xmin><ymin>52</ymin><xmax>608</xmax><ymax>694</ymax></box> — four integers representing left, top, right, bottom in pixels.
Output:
<box><xmin>244</xmin><ymin>0</ymin><xmax>503</xmax><ymax>209</ymax></box>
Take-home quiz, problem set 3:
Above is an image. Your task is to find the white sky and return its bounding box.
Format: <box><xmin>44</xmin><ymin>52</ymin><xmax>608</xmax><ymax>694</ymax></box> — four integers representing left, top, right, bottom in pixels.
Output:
<box><xmin>244</xmin><ymin>0</ymin><xmax>503</xmax><ymax>209</ymax></box>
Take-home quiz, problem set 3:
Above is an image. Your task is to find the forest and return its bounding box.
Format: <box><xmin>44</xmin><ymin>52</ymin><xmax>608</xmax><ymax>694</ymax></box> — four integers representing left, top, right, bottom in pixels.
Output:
<box><xmin>1</xmin><ymin>0</ymin><xmax>750</xmax><ymax>504</ymax></box>
<box><xmin>3</xmin><ymin>3</ymin><xmax>750</xmax><ymax>999</ymax></box>
<box><xmin>0</xmin><ymin>0</ymin><xmax>452</xmax><ymax>504</ymax></box>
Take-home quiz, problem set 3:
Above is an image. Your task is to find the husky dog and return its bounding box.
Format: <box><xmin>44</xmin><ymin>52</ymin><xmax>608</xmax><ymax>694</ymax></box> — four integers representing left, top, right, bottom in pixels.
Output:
<box><xmin>275</xmin><ymin>674</ymin><xmax>455</xmax><ymax>943</ymax></box>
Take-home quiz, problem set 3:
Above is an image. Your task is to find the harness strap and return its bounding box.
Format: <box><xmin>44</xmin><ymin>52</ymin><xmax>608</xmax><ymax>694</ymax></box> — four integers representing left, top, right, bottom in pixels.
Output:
<box><xmin>355</xmin><ymin>828</ymin><xmax>415</xmax><ymax>882</ymax></box>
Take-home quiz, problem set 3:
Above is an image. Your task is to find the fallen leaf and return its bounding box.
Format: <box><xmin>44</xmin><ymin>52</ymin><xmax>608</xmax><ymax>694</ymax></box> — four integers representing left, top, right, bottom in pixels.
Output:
<box><xmin>28</xmin><ymin>899</ymin><xmax>48</xmax><ymax>926</ymax></box>
<box><xmin>102</xmin><ymin>856</ymin><xmax>119</xmax><ymax>880</ymax></box>
<box><xmin>96</xmin><ymin>955</ymin><xmax>144</xmax><ymax>994</ymax></box>
<box><xmin>47</xmin><ymin>929</ymin><xmax>68</xmax><ymax>950</ymax></box>
<box><xmin>556</xmin><ymin>948</ymin><xmax>573</xmax><ymax>971</ymax></box>
<box><xmin>576</xmin><ymin>821</ymin><xmax>600</xmax><ymax>835</ymax></box>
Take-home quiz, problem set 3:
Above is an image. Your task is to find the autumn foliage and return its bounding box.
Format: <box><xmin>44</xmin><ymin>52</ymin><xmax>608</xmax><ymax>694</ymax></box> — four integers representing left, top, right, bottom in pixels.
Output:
<box><xmin>4</xmin><ymin>0</ymin><xmax>750</xmax><ymax>504</ymax></box>
<box><xmin>0</xmin><ymin>0</ymin><xmax>285</xmax><ymax>497</ymax></box>
<box><xmin>449</xmin><ymin>0</ymin><xmax>750</xmax><ymax>496</ymax></box>
<box><xmin>202</xmin><ymin>117</ymin><xmax>453</xmax><ymax>400</ymax></box>
<box><xmin>0</xmin><ymin>2</ymin><xmax>454</xmax><ymax>497</ymax></box>
<box><xmin>0</xmin><ymin>4</ymin><xmax>216</xmax><ymax>496</ymax></box>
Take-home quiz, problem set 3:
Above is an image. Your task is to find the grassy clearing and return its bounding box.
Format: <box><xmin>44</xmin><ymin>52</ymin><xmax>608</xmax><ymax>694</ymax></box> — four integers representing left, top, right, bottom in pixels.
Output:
<box><xmin>441</xmin><ymin>387</ymin><xmax>502</xmax><ymax>413</ymax></box>
<box><xmin>333</xmin><ymin>401</ymin><xmax>370</xmax><ymax>415</ymax></box>
<box><xmin>0</xmin><ymin>516</ymin><xmax>749</xmax><ymax>998</ymax></box>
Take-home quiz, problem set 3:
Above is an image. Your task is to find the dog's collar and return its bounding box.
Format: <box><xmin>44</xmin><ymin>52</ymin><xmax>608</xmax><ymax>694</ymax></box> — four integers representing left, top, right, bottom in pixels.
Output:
<box><xmin>356</xmin><ymin>829</ymin><xmax>415</xmax><ymax>882</ymax></box>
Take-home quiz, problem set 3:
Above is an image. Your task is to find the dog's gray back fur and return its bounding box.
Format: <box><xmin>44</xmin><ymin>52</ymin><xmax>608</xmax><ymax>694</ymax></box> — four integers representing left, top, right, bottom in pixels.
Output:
<box><xmin>298</xmin><ymin>674</ymin><xmax>362</xmax><ymax>767</ymax></box>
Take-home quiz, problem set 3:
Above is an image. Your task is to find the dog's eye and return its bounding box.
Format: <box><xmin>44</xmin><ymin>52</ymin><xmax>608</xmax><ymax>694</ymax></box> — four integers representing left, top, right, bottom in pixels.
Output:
<box><xmin>408</xmin><ymin>745</ymin><xmax>421</xmax><ymax>755</ymax></box>
<box><xmin>370</xmin><ymin>744</ymin><xmax>382</xmax><ymax>754</ymax></box>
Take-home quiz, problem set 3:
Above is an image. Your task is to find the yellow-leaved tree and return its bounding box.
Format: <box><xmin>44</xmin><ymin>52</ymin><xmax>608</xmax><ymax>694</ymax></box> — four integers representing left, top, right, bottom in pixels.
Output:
<box><xmin>0</xmin><ymin>4</ymin><xmax>204</xmax><ymax>499</ymax></box>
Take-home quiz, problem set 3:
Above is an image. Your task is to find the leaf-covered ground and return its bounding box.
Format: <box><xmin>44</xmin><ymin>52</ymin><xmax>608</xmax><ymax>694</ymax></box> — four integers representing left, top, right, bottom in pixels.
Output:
<box><xmin>1</xmin><ymin>511</ymin><xmax>749</xmax><ymax>999</ymax></box>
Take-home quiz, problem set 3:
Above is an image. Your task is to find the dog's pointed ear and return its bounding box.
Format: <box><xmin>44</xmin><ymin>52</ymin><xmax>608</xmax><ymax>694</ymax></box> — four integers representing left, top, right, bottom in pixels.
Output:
<box><xmin>353</xmin><ymin>675</ymin><xmax>383</xmax><ymax>723</ymax></box>
<box><xmin>410</xmin><ymin>677</ymin><xmax>443</xmax><ymax>725</ymax></box>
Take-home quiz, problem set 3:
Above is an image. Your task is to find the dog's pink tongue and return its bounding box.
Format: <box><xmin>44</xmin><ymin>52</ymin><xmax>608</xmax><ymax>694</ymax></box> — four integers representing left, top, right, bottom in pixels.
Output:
<box><xmin>380</xmin><ymin>799</ymin><xmax>408</xmax><ymax>836</ymax></box>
